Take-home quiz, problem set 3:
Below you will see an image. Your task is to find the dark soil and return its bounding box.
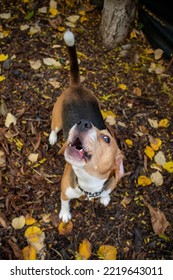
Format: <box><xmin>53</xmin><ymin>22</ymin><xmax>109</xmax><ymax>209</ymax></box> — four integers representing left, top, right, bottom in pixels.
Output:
<box><xmin>0</xmin><ymin>0</ymin><xmax>173</xmax><ymax>260</ymax></box>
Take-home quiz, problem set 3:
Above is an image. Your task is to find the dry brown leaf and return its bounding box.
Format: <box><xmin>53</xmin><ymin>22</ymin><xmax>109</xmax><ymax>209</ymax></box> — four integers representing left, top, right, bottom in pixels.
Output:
<box><xmin>29</xmin><ymin>23</ymin><xmax>41</xmax><ymax>35</ymax></box>
<box><xmin>66</xmin><ymin>15</ymin><xmax>80</xmax><ymax>23</ymax></box>
<box><xmin>0</xmin><ymin>212</ymin><xmax>8</xmax><ymax>228</ymax></box>
<box><xmin>8</xmin><ymin>238</ymin><xmax>23</xmax><ymax>259</ymax></box>
<box><xmin>41</xmin><ymin>213</ymin><xmax>51</xmax><ymax>223</ymax></box>
<box><xmin>150</xmin><ymin>171</ymin><xmax>163</xmax><ymax>186</ymax></box>
<box><xmin>154</xmin><ymin>48</ymin><xmax>163</xmax><ymax>60</ymax></box>
<box><xmin>28</xmin><ymin>153</ymin><xmax>39</xmax><ymax>163</ymax></box>
<box><xmin>0</xmin><ymin>13</ymin><xmax>11</xmax><ymax>19</ymax></box>
<box><xmin>143</xmin><ymin>200</ymin><xmax>170</xmax><ymax>235</ymax></box>
<box><xmin>0</xmin><ymin>149</ymin><xmax>6</xmax><ymax>168</ymax></box>
<box><xmin>12</xmin><ymin>215</ymin><xmax>25</xmax><ymax>229</ymax></box>
<box><xmin>148</xmin><ymin>118</ymin><xmax>159</xmax><ymax>128</ymax></box>
<box><xmin>120</xmin><ymin>196</ymin><xmax>132</xmax><ymax>208</ymax></box>
<box><xmin>43</xmin><ymin>57</ymin><xmax>57</xmax><ymax>66</ymax></box>
<box><xmin>0</xmin><ymin>99</ymin><xmax>8</xmax><ymax>116</ymax></box>
<box><xmin>29</xmin><ymin>59</ymin><xmax>42</xmax><ymax>70</ymax></box>
<box><xmin>133</xmin><ymin>87</ymin><xmax>142</xmax><ymax>96</ymax></box>
<box><xmin>48</xmin><ymin>78</ymin><xmax>61</xmax><ymax>88</ymax></box>
<box><xmin>38</xmin><ymin>7</ymin><xmax>47</xmax><ymax>14</ymax></box>
<box><xmin>154</xmin><ymin>151</ymin><xmax>166</xmax><ymax>166</ymax></box>
<box><xmin>5</xmin><ymin>112</ymin><xmax>17</xmax><ymax>128</ymax></box>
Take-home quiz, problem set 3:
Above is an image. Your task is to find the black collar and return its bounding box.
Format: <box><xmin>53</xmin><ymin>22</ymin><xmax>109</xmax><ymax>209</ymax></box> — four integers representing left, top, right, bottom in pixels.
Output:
<box><xmin>77</xmin><ymin>175</ymin><xmax>114</xmax><ymax>198</ymax></box>
<box><xmin>78</xmin><ymin>185</ymin><xmax>104</xmax><ymax>198</ymax></box>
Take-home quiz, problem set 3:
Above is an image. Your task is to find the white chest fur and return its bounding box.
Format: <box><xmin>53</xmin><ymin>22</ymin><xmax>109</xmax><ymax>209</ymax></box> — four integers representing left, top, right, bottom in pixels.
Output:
<box><xmin>73</xmin><ymin>166</ymin><xmax>107</xmax><ymax>193</ymax></box>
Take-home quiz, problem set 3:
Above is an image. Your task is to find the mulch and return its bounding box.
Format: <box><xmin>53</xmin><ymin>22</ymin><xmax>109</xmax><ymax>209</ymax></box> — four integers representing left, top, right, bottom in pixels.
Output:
<box><xmin>0</xmin><ymin>0</ymin><xmax>173</xmax><ymax>260</ymax></box>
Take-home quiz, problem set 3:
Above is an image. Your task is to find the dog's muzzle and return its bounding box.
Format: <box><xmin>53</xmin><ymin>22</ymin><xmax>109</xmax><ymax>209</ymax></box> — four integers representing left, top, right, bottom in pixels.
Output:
<box><xmin>64</xmin><ymin>119</ymin><xmax>93</xmax><ymax>166</ymax></box>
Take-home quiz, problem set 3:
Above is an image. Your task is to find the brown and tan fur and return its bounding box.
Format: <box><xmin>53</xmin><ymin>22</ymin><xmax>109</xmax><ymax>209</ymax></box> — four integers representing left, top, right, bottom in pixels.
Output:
<box><xmin>49</xmin><ymin>30</ymin><xmax>124</xmax><ymax>222</ymax></box>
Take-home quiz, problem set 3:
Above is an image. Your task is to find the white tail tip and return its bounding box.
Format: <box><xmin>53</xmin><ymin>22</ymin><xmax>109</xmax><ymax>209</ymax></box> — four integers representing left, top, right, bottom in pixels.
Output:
<box><xmin>64</xmin><ymin>30</ymin><xmax>75</xmax><ymax>47</ymax></box>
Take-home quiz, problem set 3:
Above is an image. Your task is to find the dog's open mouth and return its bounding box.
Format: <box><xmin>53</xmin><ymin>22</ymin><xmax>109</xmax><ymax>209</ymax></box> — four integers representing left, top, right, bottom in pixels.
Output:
<box><xmin>68</xmin><ymin>137</ymin><xmax>91</xmax><ymax>161</ymax></box>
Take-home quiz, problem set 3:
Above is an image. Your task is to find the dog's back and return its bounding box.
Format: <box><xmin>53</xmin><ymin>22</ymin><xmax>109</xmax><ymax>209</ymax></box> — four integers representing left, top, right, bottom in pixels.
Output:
<box><xmin>62</xmin><ymin>30</ymin><xmax>106</xmax><ymax>138</ymax></box>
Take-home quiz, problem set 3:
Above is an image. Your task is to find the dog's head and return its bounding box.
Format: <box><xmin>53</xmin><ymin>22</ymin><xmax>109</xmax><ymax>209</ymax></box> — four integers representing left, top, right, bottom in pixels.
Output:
<box><xmin>59</xmin><ymin>119</ymin><xmax>124</xmax><ymax>182</ymax></box>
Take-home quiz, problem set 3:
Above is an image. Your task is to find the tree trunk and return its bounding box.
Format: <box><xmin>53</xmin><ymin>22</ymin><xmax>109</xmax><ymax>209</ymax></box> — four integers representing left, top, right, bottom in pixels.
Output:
<box><xmin>99</xmin><ymin>0</ymin><xmax>136</xmax><ymax>49</ymax></box>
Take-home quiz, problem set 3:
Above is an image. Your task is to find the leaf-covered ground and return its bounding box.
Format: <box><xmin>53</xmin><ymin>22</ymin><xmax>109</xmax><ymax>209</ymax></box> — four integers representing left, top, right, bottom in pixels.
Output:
<box><xmin>0</xmin><ymin>0</ymin><xmax>173</xmax><ymax>260</ymax></box>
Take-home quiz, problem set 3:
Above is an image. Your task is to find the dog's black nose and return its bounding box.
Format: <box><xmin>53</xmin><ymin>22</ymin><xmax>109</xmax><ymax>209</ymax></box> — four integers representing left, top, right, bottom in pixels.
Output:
<box><xmin>77</xmin><ymin>119</ymin><xmax>92</xmax><ymax>131</ymax></box>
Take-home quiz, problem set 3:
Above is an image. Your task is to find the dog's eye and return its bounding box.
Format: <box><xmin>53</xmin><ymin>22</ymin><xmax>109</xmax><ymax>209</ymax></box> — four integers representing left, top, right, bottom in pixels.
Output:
<box><xmin>102</xmin><ymin>135</ymin><xmax>110</xmax><ymax>143</ymax></box>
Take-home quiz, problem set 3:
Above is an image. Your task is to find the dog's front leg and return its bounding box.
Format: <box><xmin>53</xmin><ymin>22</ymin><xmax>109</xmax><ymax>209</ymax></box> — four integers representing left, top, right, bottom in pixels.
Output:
<box><xmin>49</xmin><ymin>94</ymin><xmax>64</xmax><ymax>145</ymax></box>
<box><xmin>59</xmin><ymin>198</ymin><xmax>71</xmax><ymax>223</ymax></box>
<box><xmin>100</xmin><ymin>190</ymin><xmax>111</xmax><ymax>206</ymax></box>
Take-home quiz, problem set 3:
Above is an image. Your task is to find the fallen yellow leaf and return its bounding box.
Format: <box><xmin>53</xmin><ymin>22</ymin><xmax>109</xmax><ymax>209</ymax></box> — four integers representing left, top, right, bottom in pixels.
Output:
<box><xmin>25</xmin><ymin>226</ymin><xmax>43</xmax><ymax>243</ymax></box>
<box><xmin>0</xmin><ymin>75</ymin><xmax>6</xmax><ymax>82</ymax></box>
<box><xmin>118</xmin><ymin>83</ymin><xmax>127</xmax><ymax>90</ymax></box>
<box><xmin>101</xmin><ymin>110</ymin><xmax>116</xmax><ymax>119</ymax></box>
<box><xmin>150</xmin><ymin>138</ymin><xmax>162</xmax><ymax>151</ymax></box>
<box><xmin>125</xmin><ymin>139</ymin><xmax>133</xmax><ymax>148</ymax></box>
<box><xmin>58</xmin><ymin>221</ymin><xmax>73</xmax><ymax>235</ymax></box>
<box><xmin>79</xmin><ymin>10</ymin><xmax>85</xmax><ymax>16</ymax></box>
<box><xmin>97</xmin><ymin>245</ymin><xmax>117</xmax><ymax>260</ymax></box>
<box><xmin>0</xmin><ymin>54</ymin><xmax>8</xmax><ymax>61</ymax></box>
<box><xmin>25</xmin><ymin>214</ymin><xmax>36</xmax><ymax>226</ymax></box>
<box><xmin>144</xmin><ymin>145</ymin><xmax>155</xmax><ymax>160</ymax></box>
<box><xmin>163</xmin><ymin>161</ymin><xmax>173</xmax><ymax>173</ymax></box>
<box><xmin>80</xmin><ymin>16</ymin><xmax>88</xmax><ymax>23</ymax></box>
<box><xmin>22</xmin><ymin>245</ymin><xmax>37</xmax><ymax>260</ymax></box>
<box><xmin>130</xmin><ymin>30</ymin><xmax>137</xmax><ymax>39</ymax></box>
<box><xmin>78</xmin><ymin>239</ymin><xmax>92</xmax><ymax>260</ymax></box>
<box><xmin>158</xmin><ymin>119</ymin><xmax>169</xmax><ymax>128</ymax></box>
<box><xmin>77</xmin><ymin>51</ymin><xmax>88</xmax><ymax>59</ymax></box>
<box><xmin>57</xmin><ymin>26</ymin><xmax>65</xmax><ymax>32</ymax></box>
<box><xmin>137</xmin><ymin>175</ymin><xmax>152</xmax><ymax>186</ymax></box>
<box><xmin>49</xmin><ymin>7</ymin><xmax>58</xmax><ymax>16</ymax></box>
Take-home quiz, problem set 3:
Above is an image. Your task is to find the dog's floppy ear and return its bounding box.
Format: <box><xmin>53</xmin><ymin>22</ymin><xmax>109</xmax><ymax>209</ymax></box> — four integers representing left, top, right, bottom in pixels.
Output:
<box><xmin>114</xmin><ymin>149</ymin><xmax>124</xmax><ymax>183</ymax></box>
<box><xmin>105</xmin><ymin>123</ymin><xmax>116</xmax><ymax>139</ymax></box>
<box><xmin>58</xmin><ymin>141</ymin><xmax>68</xmax><ymax>155</ymax></box>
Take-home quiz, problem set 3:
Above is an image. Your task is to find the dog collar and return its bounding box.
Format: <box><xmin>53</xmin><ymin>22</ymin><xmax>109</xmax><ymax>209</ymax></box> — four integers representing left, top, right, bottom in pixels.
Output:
<box><xmin>78</xmin><ymin>185</ymin><xmax>104</xmax><ymax>198</ymax></box>
<box><xmin>77</xmin><ymin>174</ymin><xmax>114</xmax><ymax>198</ymax></box>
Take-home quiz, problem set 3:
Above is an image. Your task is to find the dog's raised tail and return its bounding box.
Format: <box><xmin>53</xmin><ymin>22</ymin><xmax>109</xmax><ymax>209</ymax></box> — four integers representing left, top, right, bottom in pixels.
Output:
<box><xmin>64</xmin><ymin>30</ymin><xmax>80</xmax><ymax>87</ymax></box>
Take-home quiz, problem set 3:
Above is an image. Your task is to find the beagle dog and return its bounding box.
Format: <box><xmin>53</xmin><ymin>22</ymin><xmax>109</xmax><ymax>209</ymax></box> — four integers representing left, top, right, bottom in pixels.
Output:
<box><xmin>49</xmin><ymin>30</ymin><xmax>124</xmax><ymax>223</ymax></box>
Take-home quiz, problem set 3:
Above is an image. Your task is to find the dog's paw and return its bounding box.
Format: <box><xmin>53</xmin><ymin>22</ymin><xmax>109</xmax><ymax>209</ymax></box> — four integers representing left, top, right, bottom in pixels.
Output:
<box><xmin>49</xmin><ymin>130</ymin><xmax>57</xmax><ymax>145</ymax></box>
<box><xmin>59</xmin><ymin>209</ymin><xmax>72</xmax><ymax>223</ymax></box>
<box><xmin>100</xmin><ymin>195</ymin><xmax>110</xmax><ymax>207</ymax></box>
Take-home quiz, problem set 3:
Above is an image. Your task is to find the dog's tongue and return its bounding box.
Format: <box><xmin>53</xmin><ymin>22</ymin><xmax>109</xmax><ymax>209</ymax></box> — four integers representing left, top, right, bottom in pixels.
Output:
<box><xmin>78</xmin><ymin>149</ymin><xmax>84</xmax><ymax>158</ymax></box>
<box><xmin>68</xmin><ymin>146</ymin><xmax>84</xmax><ymax>159</ymax></box>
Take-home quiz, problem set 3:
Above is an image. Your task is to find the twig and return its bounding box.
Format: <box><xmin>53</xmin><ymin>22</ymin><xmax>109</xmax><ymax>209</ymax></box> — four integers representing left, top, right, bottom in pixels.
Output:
<box><xmin>31</xmin><ymin>168</ymin><xmax>54</xmax><ymax>184</ymax></box>
<box><xmin>25</xmin><ymin>118</ymin><xmax>48</xmax><ymax>122</ymax></box>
